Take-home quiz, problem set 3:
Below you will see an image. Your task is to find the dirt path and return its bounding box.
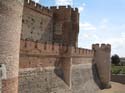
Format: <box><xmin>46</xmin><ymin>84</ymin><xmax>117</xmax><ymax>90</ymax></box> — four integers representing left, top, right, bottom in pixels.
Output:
<box><xmin>98</xmin><ymin>82</ymin><xmax>125</xmax><ymax>93</ymax></box>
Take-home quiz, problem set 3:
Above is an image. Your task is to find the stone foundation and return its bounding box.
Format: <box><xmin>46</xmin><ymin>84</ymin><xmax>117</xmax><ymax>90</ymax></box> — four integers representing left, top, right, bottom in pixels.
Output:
<box><xmin>18</xmin><ymin>63</ymin><xmax>99</xmax><ymax>93</ymax></box>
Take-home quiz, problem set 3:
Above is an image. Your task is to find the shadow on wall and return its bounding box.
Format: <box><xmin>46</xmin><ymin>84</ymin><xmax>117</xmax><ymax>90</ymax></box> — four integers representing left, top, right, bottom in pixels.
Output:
<box><xmin>92</xmin><ymin>63</ymin><xmax>104</xmax><ymax>89</ymax></box>
<box><xmin>54</xmin><ymin>44</ymin><xmax>70</xmax><ymax>85</ymax></box>
<box><xmin>54</xmin><ymin>58</ymin><xmax>64</xmax><ymax>80</ymax></box>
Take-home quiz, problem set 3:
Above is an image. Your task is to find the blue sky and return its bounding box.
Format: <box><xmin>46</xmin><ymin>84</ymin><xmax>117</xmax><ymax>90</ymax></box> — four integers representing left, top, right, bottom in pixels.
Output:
<box><xmin>33</xmin><ymin>0</ymin><xmax>125</xmax><ymax>57</ymax></box>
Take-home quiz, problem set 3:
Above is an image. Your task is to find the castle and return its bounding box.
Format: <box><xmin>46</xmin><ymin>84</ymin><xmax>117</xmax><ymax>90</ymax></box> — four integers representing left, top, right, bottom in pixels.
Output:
<box><xmin>0</xmin><ymin>0</ymin><xmax>111</xmax><ymax>93</ymax></box>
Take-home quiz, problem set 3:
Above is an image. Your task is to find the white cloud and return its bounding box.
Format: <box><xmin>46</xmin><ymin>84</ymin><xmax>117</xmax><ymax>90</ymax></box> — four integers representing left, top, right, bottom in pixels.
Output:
<box><xmin>121</xmin><ymin>32</ymin><xmax>125</xmax><ymax>38</ymax></box>
<box><xmin>78</xmin><ymin>7</ymin><xmax>84</xmax><ymax>12</ymax></box>
<box><xmin>78</xmin><ymin>3</ymin><xmax>86</xmax><ymax>12</ymax></box>
<box><xmin>80</xmin><ymin>22</ymin><xmax>96</xmax><ymax>31</ymax></box>
<box><xmin>32</xmin><ymin>0</ymin><xmax>40</xmax><ymax>3</ymax></box>
<box><xmin>102</xmin><ymin>36</ymin><xmax>125</xmax><ymax>57</ymax></box>
<box><xmin>78</xmin><ymin>18</ymin><xmax>125</xmax><ymax>56</ymax></box>
<box><xmin>55</xmin><ymin>0</ymin><xmax>73</xmax><ymax>5</ymax></box>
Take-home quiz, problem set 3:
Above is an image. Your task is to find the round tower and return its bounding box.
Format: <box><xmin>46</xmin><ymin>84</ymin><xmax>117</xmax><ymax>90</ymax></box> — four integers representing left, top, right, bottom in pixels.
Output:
<box><xmin>92</xmin><ymin>44</ymin><xmax>111</xmax><ymax>88</ymax></box>
<box><xmin>0</xmin><ymin>0</ymin><xmax>24</xmax><ymax>93</ymax></box>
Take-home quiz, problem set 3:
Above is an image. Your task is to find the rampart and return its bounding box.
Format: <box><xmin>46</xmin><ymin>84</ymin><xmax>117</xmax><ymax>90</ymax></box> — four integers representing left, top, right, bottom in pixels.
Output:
<box><xmin>19</xmin><ymin>40</ymin><xmax>99</xmax><ymax>93</ymax></box>
<box><xmin>0</xmin><ymin>0</ymin><xmax>111</xmax><ymax>93</ymax></box>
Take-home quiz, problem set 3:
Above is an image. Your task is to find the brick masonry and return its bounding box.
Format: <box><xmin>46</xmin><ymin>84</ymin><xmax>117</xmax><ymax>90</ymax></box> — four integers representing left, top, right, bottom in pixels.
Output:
<box><xmin>0</xmin><ymin>0</ymin><xmax>111</xmax><ymax>93</ymax></box>
<box><xmin>19</xmin><ymin>64</ymin><xmax>99</xmax><ymax>93</ymax></box>
<box><xmin>2</xmin><ymin>77</ymin><xmax>18</xmax><ymax>93</ymax></box>
<box><xmin>0</xmin><ymin>0</ymin><xmax>24</xmax><ymax>93</ymax></box>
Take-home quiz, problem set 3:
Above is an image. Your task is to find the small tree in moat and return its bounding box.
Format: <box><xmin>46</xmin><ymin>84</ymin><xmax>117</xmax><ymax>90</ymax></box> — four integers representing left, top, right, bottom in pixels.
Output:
<box><xmin>111</xmin><ymin>54</ymin><xmax>120</xmax><ymax>65</ymax></box>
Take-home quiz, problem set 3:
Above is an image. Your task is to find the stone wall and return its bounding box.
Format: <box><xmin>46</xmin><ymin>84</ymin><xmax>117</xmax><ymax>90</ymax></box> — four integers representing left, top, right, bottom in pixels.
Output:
<box><xmin>21</xmin><ymin>0</ymin><xmax>53</xmax><ymax>42</ymax></box>
<box><xmin>18</xmin><ymin>40</ymin><xmax>99</xmax><ymax>93</ymax></box>
<box><xmin>19</xmin><ymin>58</ymin><xmax>100</xmax><ymax>93</ymax></box>
<box><xmin>50</xmin><ymin>6</ymin><xmax>79</xmax><ymax>46</ymax></box>
<box><xmin>72</xmin><ymin>64</ymin><xmax>99</xmax><ymax>93</ymax></box>
<box><xmin>111</xmin><ymin>75</ymin><xmax>125</xmax><ymax>84</ymax></box>
<box><xmin>19</xmin><ymin>64</ymin><xmax>99</xmax><ymax>93</ymax></box>
<box><xmin>19</xmin><ymin>67</ymin><xmax>72</xmax><ymax>93</ymax></box>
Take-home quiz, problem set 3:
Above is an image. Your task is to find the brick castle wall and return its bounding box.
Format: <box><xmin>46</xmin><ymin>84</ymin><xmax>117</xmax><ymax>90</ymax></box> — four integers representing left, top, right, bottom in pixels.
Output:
<box><xmin>19</xmin><ymin>40</ymin><xmax>99</xmax><ymax>93</ymax></box>
<box><xmin>0</xmin><ymin>0</ymin><xmax>111</xmax><ymax>93</ymax></box>
<box><xmin>21</xmin><ymin>0</ymin><xmax>53</xmax><ymax>42</ymax></box>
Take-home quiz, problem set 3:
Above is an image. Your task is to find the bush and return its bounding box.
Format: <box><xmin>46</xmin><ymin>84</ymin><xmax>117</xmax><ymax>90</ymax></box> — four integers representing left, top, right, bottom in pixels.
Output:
<box><xmin>111</xmin><ymin>54</ymin><xmax>120</xmax><ymax>65</ymax></box>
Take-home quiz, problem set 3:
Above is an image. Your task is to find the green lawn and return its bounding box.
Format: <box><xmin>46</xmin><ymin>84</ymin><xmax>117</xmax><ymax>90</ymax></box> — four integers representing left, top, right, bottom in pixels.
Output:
<box><xmin>111</xmin><ymin>65</ymin><xmax>125</xmax><ymax>74</ymax></box>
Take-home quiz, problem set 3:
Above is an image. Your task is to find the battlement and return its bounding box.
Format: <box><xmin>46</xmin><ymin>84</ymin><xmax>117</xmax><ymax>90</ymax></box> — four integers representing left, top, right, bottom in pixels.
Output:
<box><xmin>92</xmin><ymin>43</ymin><xmax>111</xmax><ymax>51</ymax></box>
<box><xmin>50</xmin><ymin>5</ymin><xmax>78</xmax><ymax>12</ymax></box>
<box><xmin>24</xmin><ymin>0</ymin><xmax>53</xmax><ymax>17</ymax></box>
<box><xmin>20</xmin><ymin>40</ymin><xmax>93</xmax><ymax>57</ymax></box>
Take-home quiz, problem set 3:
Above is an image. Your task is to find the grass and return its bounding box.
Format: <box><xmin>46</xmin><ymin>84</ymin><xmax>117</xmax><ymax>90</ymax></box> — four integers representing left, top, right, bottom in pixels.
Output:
<box><xmin>111</xmin><ymin>65</ymin><xmax>125</xmax><ymax>74</ymax></box>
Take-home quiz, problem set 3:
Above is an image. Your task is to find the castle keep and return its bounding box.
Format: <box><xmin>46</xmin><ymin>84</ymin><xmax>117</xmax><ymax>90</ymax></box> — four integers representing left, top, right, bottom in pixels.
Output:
<box><xmin>0</xmin><ymin>0</ymin><xmax>111</xmax><ymax>93</ymax></box>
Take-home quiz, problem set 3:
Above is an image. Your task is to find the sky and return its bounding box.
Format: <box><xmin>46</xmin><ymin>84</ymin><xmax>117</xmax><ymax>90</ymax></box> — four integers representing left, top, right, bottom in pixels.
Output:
<box><xmin>33</xmin><ymin>0</ymin><xmax>125</xmax><ymax>57</ymax></box>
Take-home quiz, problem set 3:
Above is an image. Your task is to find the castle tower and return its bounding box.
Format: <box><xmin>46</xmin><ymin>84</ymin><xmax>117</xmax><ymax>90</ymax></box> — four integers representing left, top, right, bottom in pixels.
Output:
<box><xmin>0</xmin><ymin>0</ymin><xmax>24</xmax><ymax>93</ymax></box>
<box><xmin>92</xmin><ymin>44</ymin><xmax>111</xmax><ymax>88</ymax></box>
<box><xmin>50</xmin><ymin>6</ymin><xmax>79</xmax><ymax>47</ymax></box>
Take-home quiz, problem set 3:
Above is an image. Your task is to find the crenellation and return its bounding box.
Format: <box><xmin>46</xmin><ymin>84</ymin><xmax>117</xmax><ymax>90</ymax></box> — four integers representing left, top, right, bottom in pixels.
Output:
<box><xmin>20</xmin><ymin>40</ymin><xmax>94</xmax><ymax>57</ymax></box>
<box><xmin>50</xmin><ymin>6</ymin><xmax>58</xmax><ymax>10</ymax></box>
<box><xmin>36</xmin><ymin>3</ymin><xmax>41</xmax><ymax>8</ymax></box>
<box><xmin>68</xmin><ymin>5</ymin><xmax>71</xmax><ymax>8</ymax></box>
<box><xmin>59</xmin><ymin>6</ymin><xmax>67</xmax><ymax>9</ymax></box>
<box><xmin>70</xmin><ymin>47</ymin><xmax>94</xmax><ymax>57</ymax></box>
<box><xmin>42</xmin><ymin>7</ymin><xmax>51</xmax><ymax>13</ymax></box>
<box><xmin>50</xmin><ymin>5</ymin><xmax>72</xmax><ymax>11</ymax></box>
<box><xmin>25</xmin><ymin>40</ymin><xmax>36</xmax><ymax>50</ymax></box>
<box><xmin>92</xmin><ymin>43</ymin><xmax>100</xmax><ymax>50</ymax></box>
<box><xmin>101</xmin><ymin>43</ymin><xmax>106</xmax><ymax>49</ymax></box>
<box><xmin>107</xmin><ymin>44</ymin><xmax>111</xmax><ymax>51</ymax></box>
<box><xmin>29</xmin><ymin>0</ymin><xmax>36</xmax><ymax>7</ymax></box>
<box><xmin>0</xmin><ymin>0</ymin><xmax>111</xmax><ymax>92</ymax></box>
<box><xmin>71</xmin><ymin>8</ymin><xmax>79</xmax><ymax>12</ymax></box>
<box><xmin>24</xmin><ymin>0</ymin><xmax>53</xmax><ymax>17</ymax></box>
<box><xmin>75</xmin><ymin>8</ymin><xmax>78</xmax><ymax>12</ymax></box>
<box><xmin>37</xmin><ymin>42</ymin><xmax>44</xmax><ymax>51</ymax></box>
<box><xmin>92</xmin><ymin>43</ymin><xmax>111</xmax><ymax>52</ymax></box>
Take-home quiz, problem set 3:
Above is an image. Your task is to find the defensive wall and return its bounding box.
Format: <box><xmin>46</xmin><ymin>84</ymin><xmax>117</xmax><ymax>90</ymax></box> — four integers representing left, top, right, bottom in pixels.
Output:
<box><xmin>19</xmin><ymin>40</ymin><xmax>99</xmax><ymax>93</ymax></box>
<box><xmin>18</xmin><ymin>40</ymin><xmax>111</xmax><ymax>93</ymax></box>
<box><xmin>0</xmin><ymin>0</ymin><xmax>111</xmax><ymax>93</ymax></box>
<box><xmin>22</xmin><ymin>0</ymin><xmax>79</xmax><ymax>46</ymax></box>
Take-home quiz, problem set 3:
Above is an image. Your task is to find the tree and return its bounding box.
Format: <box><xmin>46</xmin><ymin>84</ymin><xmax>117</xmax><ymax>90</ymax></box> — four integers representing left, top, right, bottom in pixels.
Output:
<box><xmin>111</xmin><ymin>54</ymin><xmax>120</xmax><ymax>65</ymax></box>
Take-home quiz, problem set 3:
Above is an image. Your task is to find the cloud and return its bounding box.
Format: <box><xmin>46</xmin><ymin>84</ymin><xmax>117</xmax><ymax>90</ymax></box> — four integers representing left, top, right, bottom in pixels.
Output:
<box><xmin>78</xmin><ymin>18</ymin><xmax>125</xmax><ymax>56</ymax></box>
<box><xmin>78</xmin><ymin>7</ymin><xmax>84</xmax><ymax>12</ymax></box>
<box><xmin>32</xmin><ymin>0</ymin><xmax>40</xmax><ymax>3</ymax></box>
<box><xmin>55</xmin><ymin>0</ymin><xmax>73</xmax><ymax>5</ymax></box>
<box><xmin>80</xmin><ymin>22</ymin><xmax>97</xmax><ymax>31</ymax></box>
<box><xmin>103</xmin><ymin>36</ymin><xmax>125</xmax><ymax>56</ymax></box>
<box><xmin>78</xmin><ymin>3</ymin><xmax>86</xmax><ymax>12</ymax></box>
